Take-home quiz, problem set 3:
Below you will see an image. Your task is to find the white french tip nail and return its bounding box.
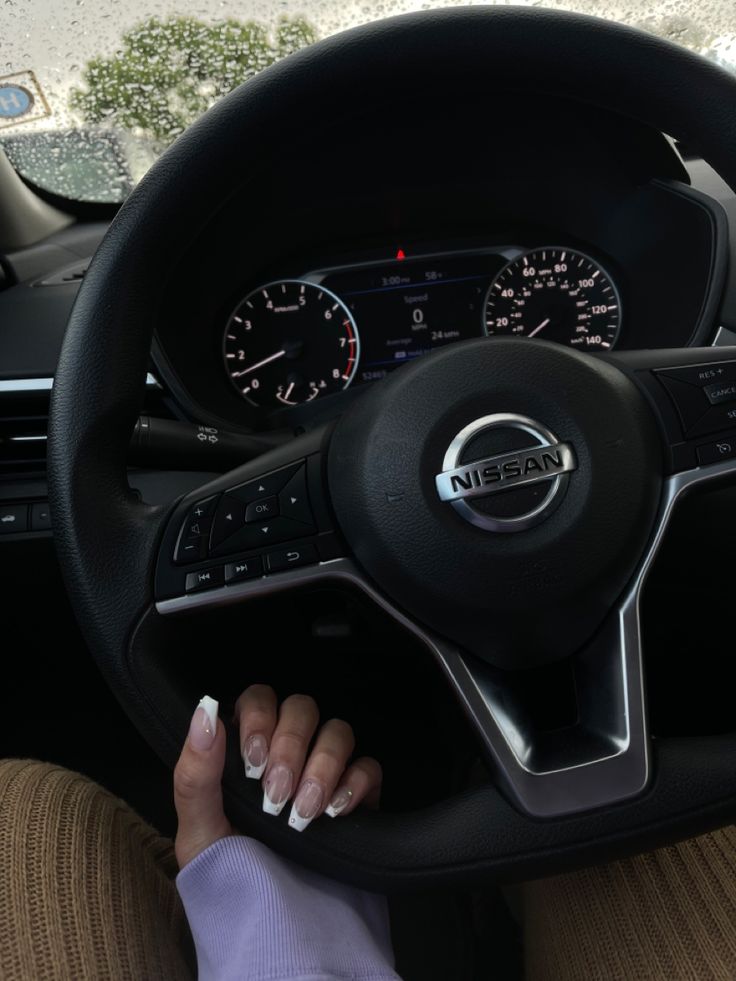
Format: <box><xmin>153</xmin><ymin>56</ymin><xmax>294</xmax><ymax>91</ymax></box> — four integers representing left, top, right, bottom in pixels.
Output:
<box><xmin>262</xmin><ymin>792</ymin><xmax>286</xmax><ymax>816</ymax></box>
<box><xmin>287</xmin><ymin>803</ymin><xmax>313</xmax><ymax>832</ymax></box>
<box><xmin>325</xmin><ymin>789</ymin><xmax>352</xmax><ymax>818</ymax></box>
<box><xmin>245</xmin><ymin>760</ymin><xmax>267</xmax><ymax>780</ymax></box>
<box><xmin>198</xmin><ymin>695</ymin><xmax>218</xmax><ymax>733</ymax></box>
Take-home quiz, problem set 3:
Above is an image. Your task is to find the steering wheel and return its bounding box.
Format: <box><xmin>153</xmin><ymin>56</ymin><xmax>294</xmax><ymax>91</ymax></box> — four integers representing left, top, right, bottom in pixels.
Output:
<box><xmin>48</xmin><ymin>7</ymin><xmax>736</xmax><ymax>890</ymax></box>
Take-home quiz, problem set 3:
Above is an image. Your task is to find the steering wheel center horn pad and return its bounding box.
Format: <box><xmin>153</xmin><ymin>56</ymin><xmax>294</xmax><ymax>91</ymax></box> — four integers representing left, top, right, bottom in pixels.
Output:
<box><xmin>329</xmin><ymin>338</ymin><xmax>661</xmax><ymax>671</ymax></box>
<box><xmin>48</xmin><ymin>7</ymin><xmax>736</xmax><ymax>887</ymax></box>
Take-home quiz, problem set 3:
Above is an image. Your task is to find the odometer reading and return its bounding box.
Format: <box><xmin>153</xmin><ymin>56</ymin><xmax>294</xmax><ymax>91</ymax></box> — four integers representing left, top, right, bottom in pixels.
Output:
<box><xmin>223</xmin><ymin>280</ymin><xmax>360</xmax><ymax>408</ymax></box>
<box><xmin>484</xmin><ymin>248</ymin><xmax>621</xmax><ymax>350</ymax></box>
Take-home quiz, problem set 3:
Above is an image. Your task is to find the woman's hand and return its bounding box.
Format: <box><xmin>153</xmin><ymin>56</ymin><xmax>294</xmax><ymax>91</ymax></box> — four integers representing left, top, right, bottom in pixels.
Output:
<box><xmin>174</xmin><ymin>685</ymin><xmax>382</xmax><ymax>868</ymax></box>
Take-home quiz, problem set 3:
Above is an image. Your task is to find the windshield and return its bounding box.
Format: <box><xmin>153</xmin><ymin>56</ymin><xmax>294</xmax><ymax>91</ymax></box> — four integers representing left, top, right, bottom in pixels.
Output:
<box><xmin>1</xmin><ymin>0</ymin><xmax>733</xmax><ymax>203</ymax></box>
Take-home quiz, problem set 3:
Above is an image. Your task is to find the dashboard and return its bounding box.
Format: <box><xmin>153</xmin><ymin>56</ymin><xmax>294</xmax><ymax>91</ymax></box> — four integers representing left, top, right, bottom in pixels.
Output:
<box><xmin>142</xmin><ymin>95</ymin><xmax>733</xmax><ymax>436</ymax></box>
<box><xmin>3</xmin><ymin>96</ymin><xmax>730</xmax><ymax>444</ymax></box>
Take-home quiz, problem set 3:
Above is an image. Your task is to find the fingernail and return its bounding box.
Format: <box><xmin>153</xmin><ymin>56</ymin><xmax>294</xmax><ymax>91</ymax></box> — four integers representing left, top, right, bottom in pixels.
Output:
<box><xmin>189</xmin><ymin>695</ymin><xmax>218</xmax><ymax>752</ymax></box>
<box><xmin>325</xmin><ymin>787</ymin><xmax>353</xmax><ymax>818</ymax></box>
<box><xmin>243</xmin><ymin>733</ymin><xmax>268</xmax><ymax>780</ymax></box>
<box><xmin>289</xmin><ymin>779</ymin><xmax>324</xmax><ymax>832</ymax></box>
<box><xmin>262</xmin><ymin>764</ymin><xmax>293</xmax><ymax>816</ymax></box>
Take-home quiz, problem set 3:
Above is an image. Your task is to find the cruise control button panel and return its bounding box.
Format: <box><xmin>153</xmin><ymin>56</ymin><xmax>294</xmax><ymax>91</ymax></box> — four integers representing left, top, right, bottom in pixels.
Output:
<box><xmin>656</xmin><ymin>361</ymin><xmax>736</xmax><ymax>439</ymax></box>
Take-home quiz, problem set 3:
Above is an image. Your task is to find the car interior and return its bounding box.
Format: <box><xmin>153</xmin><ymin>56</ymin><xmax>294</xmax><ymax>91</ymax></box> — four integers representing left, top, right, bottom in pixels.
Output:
<box><xmin>4</xmin><ymin>5</ymin><xmax>736</xmax><ymax>977</ymax></box>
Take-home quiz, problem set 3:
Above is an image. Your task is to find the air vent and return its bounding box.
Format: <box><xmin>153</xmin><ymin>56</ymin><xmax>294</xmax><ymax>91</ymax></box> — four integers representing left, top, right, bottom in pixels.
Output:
<box><xmin>0</xmin><ymin>374</ymin><xmax>169</xmax><ymax>479</ymax></box>
<box><xmin>0</xmin><ymin>393</ymin><xmax>48</xmax><ymax>477</ymax></box>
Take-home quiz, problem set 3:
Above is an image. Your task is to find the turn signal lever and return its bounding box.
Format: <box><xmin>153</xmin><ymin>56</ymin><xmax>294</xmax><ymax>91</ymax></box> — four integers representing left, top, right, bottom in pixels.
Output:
<box><xmin>130</xmin><ymin>416</ymin><xmax>283</xmax><ymax>470</ymax></box>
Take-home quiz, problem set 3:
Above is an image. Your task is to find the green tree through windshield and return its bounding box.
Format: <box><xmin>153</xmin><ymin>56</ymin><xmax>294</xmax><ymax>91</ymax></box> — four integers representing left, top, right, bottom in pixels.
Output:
<box><xmin>2</xmin><ymin>2</ymin><xmax>732</xmax><ymax>203</ymax></box>
<box><xmin>70</xmin><ymin>15</ymin><xmax>318</xmax><ymax>147</ymax></box>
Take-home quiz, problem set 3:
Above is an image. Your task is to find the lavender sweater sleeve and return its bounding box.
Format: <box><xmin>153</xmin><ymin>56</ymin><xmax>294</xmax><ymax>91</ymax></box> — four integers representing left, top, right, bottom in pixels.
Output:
<box><xmin>176</xmin><ymin>835</ymin><xmax>401</xmax><ymax>981</ymax></box>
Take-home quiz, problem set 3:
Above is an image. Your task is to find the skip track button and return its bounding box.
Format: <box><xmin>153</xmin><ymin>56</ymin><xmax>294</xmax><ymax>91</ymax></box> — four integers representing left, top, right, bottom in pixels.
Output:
<box><xmin>185</xmin><ymin>567</ymin><xmax>224</xmax><ymax>592</ymax></box>
<box><xmin>225</xmin><ymin>557</ymin><xmax>263</xmax><ymax>582</ymax></box>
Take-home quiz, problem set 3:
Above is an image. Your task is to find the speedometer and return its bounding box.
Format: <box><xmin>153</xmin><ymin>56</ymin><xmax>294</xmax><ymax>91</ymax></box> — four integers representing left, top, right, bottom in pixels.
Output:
<box><xmin>223</xmin><ymin>280</ymin><xmax>360</xmax><ymax>408</ymax></box>
<box><xmin>484</xmin><ymin>247</ymin><xmax>621</xmax><ymax>351</ymax></box>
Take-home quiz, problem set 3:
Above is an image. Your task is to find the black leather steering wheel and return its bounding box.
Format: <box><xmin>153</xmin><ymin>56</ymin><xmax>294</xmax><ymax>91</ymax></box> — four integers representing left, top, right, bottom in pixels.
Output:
<box><xmin>48</xmin><ymin>7</ymin><xmax>736</xmax><ymax>890</ymax></box>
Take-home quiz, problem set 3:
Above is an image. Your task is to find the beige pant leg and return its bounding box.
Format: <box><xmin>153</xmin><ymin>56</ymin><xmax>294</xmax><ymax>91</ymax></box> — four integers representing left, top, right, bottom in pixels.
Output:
<box><xmin>524</xmin><ymin>828</ymin><xmax>736</xmax><ymax>980</ymax></box>
<box><xmin>0</xmin><ymin>759</ymin><xmax>194</xmax><ymax>981</ymax></box>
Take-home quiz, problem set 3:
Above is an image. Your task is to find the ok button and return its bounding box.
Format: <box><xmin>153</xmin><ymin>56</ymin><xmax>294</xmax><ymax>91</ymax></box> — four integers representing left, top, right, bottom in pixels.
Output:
<box><xmin>244</xmin><ymin>496</ymin><xmax>280</xmax><ymax>523</ymax></box>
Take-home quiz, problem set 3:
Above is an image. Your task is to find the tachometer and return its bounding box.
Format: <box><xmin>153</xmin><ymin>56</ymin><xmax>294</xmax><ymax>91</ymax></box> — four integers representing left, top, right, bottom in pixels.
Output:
<box><xmin>484</xmin><ymin>248</ymin><xmax>621</xmax><ymax>350</ymax></box>
<box><xmin>223</xmin><ymin>280</ymin><xmax>360</xmax><ymax>408</ymax></box>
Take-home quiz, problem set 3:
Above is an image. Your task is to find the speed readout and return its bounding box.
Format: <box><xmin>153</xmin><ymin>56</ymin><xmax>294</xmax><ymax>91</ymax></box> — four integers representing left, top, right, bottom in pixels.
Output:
<box><xmin>484</xmin><ymin>248</ymin><xmax>621</xmax><ymax>350</ymax></box>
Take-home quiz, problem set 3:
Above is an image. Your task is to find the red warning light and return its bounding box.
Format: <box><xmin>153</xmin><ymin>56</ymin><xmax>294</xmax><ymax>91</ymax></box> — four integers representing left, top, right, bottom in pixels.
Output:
<box><xmin>395</xmin><ymin>248</ymin><xmax>406</xmax><ymax>261</ymax></box>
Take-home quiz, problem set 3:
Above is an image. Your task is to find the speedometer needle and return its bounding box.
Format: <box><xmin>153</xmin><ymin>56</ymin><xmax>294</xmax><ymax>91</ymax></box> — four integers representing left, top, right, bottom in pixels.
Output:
<box><xmin>528</xmin><ymin>318</ymin><xmax>551</xmax><ymax>338</ymax></box>
<box><xmin>231</xmin><ymin>349</ymin><xmax>286</xmax><ymax>377</ymax></box>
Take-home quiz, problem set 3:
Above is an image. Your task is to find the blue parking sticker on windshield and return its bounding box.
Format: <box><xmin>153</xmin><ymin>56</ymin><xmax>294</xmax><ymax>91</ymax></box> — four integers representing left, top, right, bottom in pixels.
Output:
<box><xmin>0</xmin><ymin>86</ymin><xmax>32</xmax><ymax>117</ymax></box>
<box><xmin>0</xmin><ymin>71</ymin><xmax>50</xmax><ymax>129</ymax></box>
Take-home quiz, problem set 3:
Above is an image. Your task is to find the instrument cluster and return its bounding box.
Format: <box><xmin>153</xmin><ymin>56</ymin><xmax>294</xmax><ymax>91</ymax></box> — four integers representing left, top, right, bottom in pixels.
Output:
<box><xmin>222</xmin><ymin>245</ymin><xmax>623</xmax><ymax>410</ymax></box>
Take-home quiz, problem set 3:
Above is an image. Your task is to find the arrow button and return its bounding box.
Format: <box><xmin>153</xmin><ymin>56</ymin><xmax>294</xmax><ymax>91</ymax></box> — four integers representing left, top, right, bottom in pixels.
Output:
<box><xmin>228</xmin><ymin>461</ymin><xmax>302</xmax><ymax>505</ymax></box>
<box><xmin>278</xmin><ymin>467</ymin><xmax>315</xmax><ymax>528</ymax></box>
<box><xmin>210</xmin><ymin>495</ymin><xmax>245</xmax><ymax>550</ymax></box>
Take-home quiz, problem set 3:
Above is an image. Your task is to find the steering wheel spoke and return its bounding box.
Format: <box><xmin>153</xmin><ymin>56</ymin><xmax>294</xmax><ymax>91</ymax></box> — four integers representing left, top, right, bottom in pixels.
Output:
<box><xmin>430</xmin><ymin>611</ymin><xmax>649</xmax><ymax>818</ymax></box>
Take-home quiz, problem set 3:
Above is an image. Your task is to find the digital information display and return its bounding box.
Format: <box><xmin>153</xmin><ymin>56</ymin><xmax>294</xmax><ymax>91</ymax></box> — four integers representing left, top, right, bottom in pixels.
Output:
<box><xmin>321</xmin><ymin>253</ymin><xmax>506</xmax><ymax>385</ymax></box>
